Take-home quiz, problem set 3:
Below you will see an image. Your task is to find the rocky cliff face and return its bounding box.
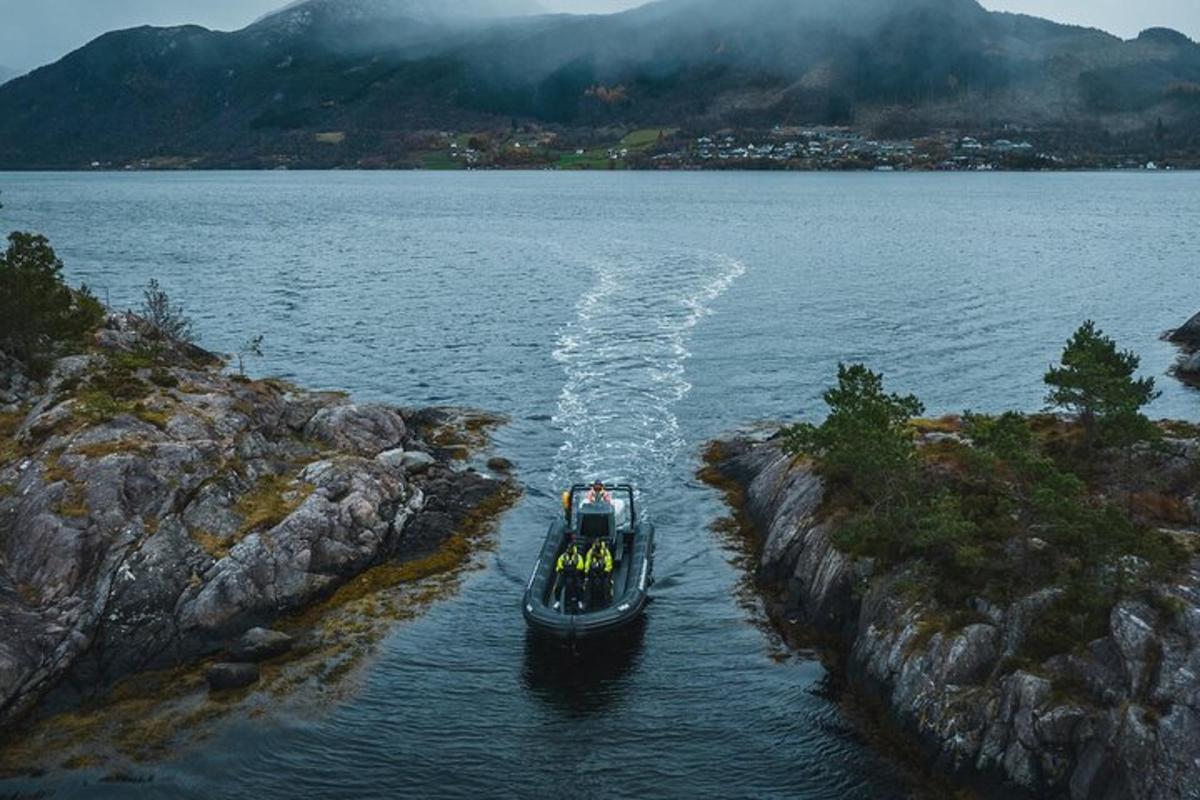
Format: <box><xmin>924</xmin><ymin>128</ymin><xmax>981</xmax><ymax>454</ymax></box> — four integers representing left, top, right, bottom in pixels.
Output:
<box><xmin>708</xmin><ymin>437</ymin><xmax>1200</xmax><ymax>800</ymax></box>
<box><xmin>0</xmin><ymin>314</ymin><xmax>508</xmax><ymax>732</ymax></box>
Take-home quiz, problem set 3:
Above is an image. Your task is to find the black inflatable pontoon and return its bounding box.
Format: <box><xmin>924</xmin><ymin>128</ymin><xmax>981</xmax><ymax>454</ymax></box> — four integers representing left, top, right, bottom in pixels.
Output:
<box><xmin>523</xmin><ymin>484</ymin><xmax>654</xmax><ymax>641</ymax></box>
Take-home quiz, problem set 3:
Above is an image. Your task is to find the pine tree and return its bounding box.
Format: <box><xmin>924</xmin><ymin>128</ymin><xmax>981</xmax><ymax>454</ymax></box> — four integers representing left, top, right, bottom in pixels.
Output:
<box><xmin>1044</xmin><ymin>321</ymin><xmax>1158</xmax><ymax>447</ymax></box>
<box><xmin>0</xmin><ymin>232</ymin><xmax>104</xmax><ymax>373</ymax></box>
<box><xmin>785</xmin><ymin>363</ymin><xmax>924</xmax><ymax>504</ymax></box>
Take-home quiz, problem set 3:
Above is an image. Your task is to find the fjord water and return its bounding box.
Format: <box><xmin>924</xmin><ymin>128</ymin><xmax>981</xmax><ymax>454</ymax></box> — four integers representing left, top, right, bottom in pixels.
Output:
<box><xmin>3</xmin><ymin>171</ymin><xmax>1198</xmax><ymax>798</ymax></box>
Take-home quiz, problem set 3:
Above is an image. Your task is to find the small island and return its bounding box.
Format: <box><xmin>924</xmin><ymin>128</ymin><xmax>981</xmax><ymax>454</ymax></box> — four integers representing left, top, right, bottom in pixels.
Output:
<box><xmin>0</xmin><ymin>233</ymin><xmax>516</xmax><ymax>771</ymax></box>
<box><xmin>704</xmin><ymin>322</ymin><xmax>1200</xmax><ymax>799</ymax></box>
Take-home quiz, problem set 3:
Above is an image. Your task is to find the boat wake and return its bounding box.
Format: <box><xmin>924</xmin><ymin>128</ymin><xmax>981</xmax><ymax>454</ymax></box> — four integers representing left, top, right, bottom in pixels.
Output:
<box><xmin>550</xmin><ymin>248</ymin><xmax>746</xmax><ymax>491</ymax></box>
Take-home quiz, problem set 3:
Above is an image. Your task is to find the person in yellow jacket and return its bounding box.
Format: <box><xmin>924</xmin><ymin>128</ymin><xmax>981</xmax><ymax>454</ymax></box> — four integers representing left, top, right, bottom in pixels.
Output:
<box><xmin>553</xmin><ymin>540</ymin><xmax>585</xmax><ymax>612</ymax></box>
<box><xmin>585</xmin><ymin>538</ymin><xmax>614</xmax><ymax>608</ymax></box>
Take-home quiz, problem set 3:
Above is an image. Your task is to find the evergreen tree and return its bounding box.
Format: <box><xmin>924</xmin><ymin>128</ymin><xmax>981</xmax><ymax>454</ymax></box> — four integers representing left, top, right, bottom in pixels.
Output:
<box><xmin>0</xmin><ymin>232</ymin><xmax>104</xmax><ymax>372</ymax></box>
<box><xmin>139</xmin><ymin>278</ymin><xmax>194</xmax><ymax>344</ymax></box>
<box><xmin>1044</xmin><ymin>321</ymin><xmax>1158</xmax><ymax>446</ymax></box>
<box><xmin>784</xmin><ymin>363</ymin><xmax>924</xmax><ymax>504</ymax></box>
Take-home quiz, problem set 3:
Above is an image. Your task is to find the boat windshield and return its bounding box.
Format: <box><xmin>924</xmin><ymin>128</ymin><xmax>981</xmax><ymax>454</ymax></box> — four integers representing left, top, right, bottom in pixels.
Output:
<box><xmin>571</xmin><ymin>494</ymin><xmax>631</xmax><ymax>531</ymax></box>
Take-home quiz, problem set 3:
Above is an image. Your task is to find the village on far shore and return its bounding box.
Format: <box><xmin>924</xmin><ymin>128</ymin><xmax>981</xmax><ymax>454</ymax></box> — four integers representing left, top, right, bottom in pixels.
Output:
<box><xmin>83</xmin><ymin>122</ymin><xmax>1188</xmax><ymax>173</ymax></box>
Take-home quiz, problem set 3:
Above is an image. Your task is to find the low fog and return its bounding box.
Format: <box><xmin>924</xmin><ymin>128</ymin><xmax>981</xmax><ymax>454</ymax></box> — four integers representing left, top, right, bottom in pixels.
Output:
<box><xmin>1</xmin><ymin>0</ymin><xmax>1196</xmax><ymax>73</ymax></box>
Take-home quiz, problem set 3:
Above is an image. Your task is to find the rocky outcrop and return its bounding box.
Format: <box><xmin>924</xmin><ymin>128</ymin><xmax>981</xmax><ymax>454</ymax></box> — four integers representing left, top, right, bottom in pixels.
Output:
<box><xmin>1168</xmin><ymin>312</ymin><xmax>1200</xmax><ymax>350</ymax></box>
<box><xmin>708</xmin><ymin>437</ymin><xmax>1200</xmax><ymax>800</ymax></box>
<box><xmin>1168</xmin><ymin>312</ymin><xmax>1200</xmax><ymax>383</ymax></box>
<box><xmin>1178</xmin><ymin>352</ymin><xmax>1200</xmax><ymax>383</ymax></box>
<box><xmin>0</xmin><ymin>315</ymin><xmax>510</xmax><ymax>732</ymax></box>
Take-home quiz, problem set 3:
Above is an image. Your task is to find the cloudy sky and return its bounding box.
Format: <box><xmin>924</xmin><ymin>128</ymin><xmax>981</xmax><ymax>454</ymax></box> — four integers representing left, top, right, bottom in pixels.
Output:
<box><xmin>1</xmin><ymin>0</ymin><xmax>1197</xmax><ymax>73</ymax></box>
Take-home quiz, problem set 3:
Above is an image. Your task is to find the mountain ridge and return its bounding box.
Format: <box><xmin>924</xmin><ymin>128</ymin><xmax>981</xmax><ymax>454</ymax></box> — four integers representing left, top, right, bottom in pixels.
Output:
<box><xmin>0</xmin><ymin>0</ymin><xmax>1197</xmax><ymax>168</ymax></box>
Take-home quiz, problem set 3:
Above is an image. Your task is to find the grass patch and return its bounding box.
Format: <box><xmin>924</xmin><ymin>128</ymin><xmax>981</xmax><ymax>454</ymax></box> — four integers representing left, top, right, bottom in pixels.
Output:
<box><xmin>1157</xmin><ymin>419</ymin><xmax>1200</xmax><ymax>439</ymax></box>
<box><xmin>422</xmin><ymin>410</ymin><xmax>507</xmax><ymax>454</ymax></box>
<box><xmin>133</xmin><ymin>404</ymin><xmax>172</xmax><ymax>430</ymax></box>
<box><xmin>621</xmin><ymin>128</ymin><xmax>677</xmax><ymax>149</ymax></box>
<box><xmin>235</xmin><ymin>474</ymin><xmax>314</xmax><ymax>537</ymax></box>
<box><xmin>58</xmin><ymin>500</ymin><xmax>90</xmax><ymax>519</ymax></box>
<box><xmin>108</xmin><ymin>348</ymin><xmax>157</xmax><ymax>372</ymax></box>
<box><xmin>910</xmin><ymin>416</ymin><xmax>964</xmax><ymax>435</ymax></box>
<box><xmin>72</xmin><ymin>440</ymin><xmax>147</xmax><ymax>459</ymax></box>
<box><xmin>191</xmin><ymin>528</ymin><xmax>229</xmax><ymax>560</ymax></box>
<box><xmin>0</xmin><ymin>407</ymin><xmax>27</xmax><ymax>464</ymax></box>
<box><xmin>417</xmin><ymin>150</ymin><xmax>464</xmax><ymax>170</ymax></box>
<box><xmin>76</xmin><ymin>390</ymin><xmax>132</xmax><ymax>423</ymax></box>
<box><xmin>43</xmin><ymin>451</ymin><xmax>74</xmax><ymax>484</ymax></box>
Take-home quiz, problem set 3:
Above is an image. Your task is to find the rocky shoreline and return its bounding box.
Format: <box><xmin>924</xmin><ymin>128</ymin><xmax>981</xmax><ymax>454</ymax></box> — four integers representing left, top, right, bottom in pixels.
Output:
<box><xmin>0</xmin><ymin>313</ymin><xmax>514</xmax><ymax>747</ymax></box>
<box><xmin>704</xmin><ymin>434</ymin><xmax>1200</xmax><ymax>800</ymax></box>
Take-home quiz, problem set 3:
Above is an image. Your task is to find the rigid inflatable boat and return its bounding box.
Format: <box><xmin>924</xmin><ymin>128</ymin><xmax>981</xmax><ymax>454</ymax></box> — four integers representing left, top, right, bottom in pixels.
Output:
<box><xmin>523</xmin><ymin>484</ymin><xmax>654</xmax><ymax>641</ymax></box>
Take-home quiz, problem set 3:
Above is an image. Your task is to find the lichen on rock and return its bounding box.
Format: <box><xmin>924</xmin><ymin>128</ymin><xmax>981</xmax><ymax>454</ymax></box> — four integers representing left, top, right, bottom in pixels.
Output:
<box><xmin>0</xmin><ymin>312</ymin><xmax>517</xmax><ymax>767</ymax></box>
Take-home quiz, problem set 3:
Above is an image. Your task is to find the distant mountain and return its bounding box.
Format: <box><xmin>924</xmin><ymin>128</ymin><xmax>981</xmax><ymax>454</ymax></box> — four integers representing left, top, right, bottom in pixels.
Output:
<box><xmin>0</xmin><ymin>66</ymin><xmax>18</xmax><ymax>86</ymax></box>
<box><xmin>0</xmin><ymin>0</ymin><xmax>1198</xmax><ymax>168</ymax></box>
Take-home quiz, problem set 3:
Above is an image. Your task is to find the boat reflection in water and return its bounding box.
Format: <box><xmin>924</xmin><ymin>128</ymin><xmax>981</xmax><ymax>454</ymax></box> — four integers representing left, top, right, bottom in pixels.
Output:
<box><xmin>521</xmin><ymin>615</ymin><xmax>648</xmax><ymax>714</ymax></box>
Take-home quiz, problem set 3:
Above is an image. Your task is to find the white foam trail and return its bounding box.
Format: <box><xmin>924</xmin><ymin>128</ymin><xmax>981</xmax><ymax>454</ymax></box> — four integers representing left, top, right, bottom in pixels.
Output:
<box><xmin>550</xmin><ymin>250</ymin><xmax>746</xmax><ymax>490</ymax></box>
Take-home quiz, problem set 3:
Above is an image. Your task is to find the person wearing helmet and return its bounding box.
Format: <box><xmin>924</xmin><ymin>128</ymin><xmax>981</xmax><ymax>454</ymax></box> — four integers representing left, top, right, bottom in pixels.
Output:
<box><xmin>584</xmin><ymin>480</ymin><xmax>612</xmax><ymax>505</ymax></box>
<box><xmin>553</xmin><ymin>538</ymin><xmax>585</xmax><ymax>612</ymax></box>
<box><xmin>585</xmin><ymin>537</ymin><xmax>614</xmax><ymax>608</ymax></box>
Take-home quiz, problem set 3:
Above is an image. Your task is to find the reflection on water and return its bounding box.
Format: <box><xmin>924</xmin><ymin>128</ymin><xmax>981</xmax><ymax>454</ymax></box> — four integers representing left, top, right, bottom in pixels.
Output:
<box><xmin>522</xmin><ymin>618</ymin><xmax>648</xmax><ymax>716</ymax></box>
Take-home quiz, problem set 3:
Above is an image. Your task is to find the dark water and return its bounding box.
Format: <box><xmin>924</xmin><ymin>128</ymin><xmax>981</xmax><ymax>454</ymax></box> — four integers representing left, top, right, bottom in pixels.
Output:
<box><xmin>1</xmin><ymin>171</ymin><xmax>1198</xmax><ymax>799</ymax></box>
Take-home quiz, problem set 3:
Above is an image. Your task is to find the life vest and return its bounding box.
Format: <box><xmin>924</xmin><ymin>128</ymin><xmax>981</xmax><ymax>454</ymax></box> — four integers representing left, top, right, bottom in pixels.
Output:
<box><xmin>586</xmin><ymin>542</ymin><xmax>613</xmax><ymax>574</ymax></box>
<box><xmin>557</xmin><ymin>549</ymin><xmax>583</xmax><ymax>573</ymax></box>
<box><xmin>585</xmin><ymin>488</ymin><xmax>612</xmax><ymax>504</ymax></box>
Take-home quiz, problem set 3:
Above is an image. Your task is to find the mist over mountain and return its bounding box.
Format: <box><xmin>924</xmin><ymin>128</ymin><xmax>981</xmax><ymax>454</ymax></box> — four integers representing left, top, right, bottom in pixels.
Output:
<box><xmin>0</xmin><ymin>0</ymin><xmax>1197</xmax><ymax>168</ymax></box>
<box><xmin>0</xmin><ymin>67</ymin><xmax>18</xmax><ymax>87</ymax></box>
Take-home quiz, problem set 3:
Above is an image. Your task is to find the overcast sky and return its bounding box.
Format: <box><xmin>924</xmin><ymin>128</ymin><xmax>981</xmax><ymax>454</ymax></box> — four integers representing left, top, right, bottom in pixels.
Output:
<box><xmin>1</xmin><ymin>0</ymin><xmax>1197</xmax><ymax>73</ymax></box>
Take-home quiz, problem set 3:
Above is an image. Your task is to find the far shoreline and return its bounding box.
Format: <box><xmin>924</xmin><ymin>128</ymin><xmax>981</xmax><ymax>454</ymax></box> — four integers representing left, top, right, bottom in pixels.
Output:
<box><xmin>2</xmin><ymin>166</ymin><xmax>1197</xmax><ymax>175</ymax></box>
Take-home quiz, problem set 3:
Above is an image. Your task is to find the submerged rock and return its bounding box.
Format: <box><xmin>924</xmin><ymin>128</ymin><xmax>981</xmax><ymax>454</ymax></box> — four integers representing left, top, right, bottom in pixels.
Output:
<box><xmin>230</xmin><ymin>628</ymin><xmax>294</xmax><ymax>662</ymax></box>
<box><xmin>706</xmin><ymin>436</ymin><xmax>1200</xmax><ymax>800</ymax></box>
<box><xmin>487</xmin><ymin>456</ymin><xmax>514</xmax><ymax>473</ymax></box>
<box><xmin>0</xmin><ymin>317</ymin><xmax>513</xmax><ymax>733</ymax></box>
<box><xmin>207</xmin><ymin>663</ymin><xmax>260</xmax><ymax>691</ymax></box>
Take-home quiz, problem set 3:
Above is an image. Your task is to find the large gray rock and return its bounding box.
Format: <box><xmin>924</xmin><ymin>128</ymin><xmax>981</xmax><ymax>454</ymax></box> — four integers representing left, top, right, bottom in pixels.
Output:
<box><xmin>303</xmin><ymin>404</ymin><xmax>407</xmax><ymax>457</ymax></box>
<box><xmin>377</xmin><ymin>449</ymin><xmax>436</xmax><ymax>474</ymax></box>
<box><xmin>1178</xmin><ymin>351</ymin><xmax>1200</xmax><ymax>380</ymax></box>
<box><xmin>0</xmin><ymin>341</ymin><xmax>508</xmax><ymax>733</ymax></box>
